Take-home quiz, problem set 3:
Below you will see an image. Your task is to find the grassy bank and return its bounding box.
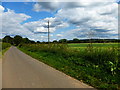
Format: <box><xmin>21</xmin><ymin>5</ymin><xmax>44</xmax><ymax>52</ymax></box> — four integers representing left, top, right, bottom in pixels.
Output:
<box><xmin>0</xmin><ymin>43</ymin><xmax>11</xmax><ymax>51</ymax></box>
<box><xmin>0</xmin><ymin>43</ymin><xmax>11</xmax><ymax>58</ymax></box>
<box><xmin>18</xmin><ymin>43</ymin><xmax>120</xmax><ymax>89</ymax></box>
<box><xmin>2</xmin><ymin>47</ymin><xmax>10</xmax><ymax>55</ymax></box>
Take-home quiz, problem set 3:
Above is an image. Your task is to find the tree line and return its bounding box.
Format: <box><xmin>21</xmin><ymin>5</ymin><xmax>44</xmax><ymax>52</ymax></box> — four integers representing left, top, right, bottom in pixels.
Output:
<box><xmin>1</xmin><ymin>35</ymin><xmax>119</xmax><ymax>46</ymax></box>
<box><xmin>2</xmin><ymin>35</ymin><xmax>36</xmax><ymax>46</ymax></box>
<box><xmin>56</xmin><ymin>38</ymin><xmax>120</xmax><ymax>43</ymax></box>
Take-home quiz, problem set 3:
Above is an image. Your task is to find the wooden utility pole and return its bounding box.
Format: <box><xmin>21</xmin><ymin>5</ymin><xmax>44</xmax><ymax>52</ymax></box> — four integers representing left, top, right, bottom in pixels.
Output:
<box><xmin>48</xmin><ymin>20</ymin><xmax>50</xmax><ymax>44</ymax></box>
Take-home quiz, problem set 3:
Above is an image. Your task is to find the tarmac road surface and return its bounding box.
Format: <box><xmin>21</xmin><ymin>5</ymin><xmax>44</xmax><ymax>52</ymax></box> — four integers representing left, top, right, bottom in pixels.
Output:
<box><xmin>2</xmin><ymin>46</ymin><xmax>94</xmax><ymax>88</ymax></box>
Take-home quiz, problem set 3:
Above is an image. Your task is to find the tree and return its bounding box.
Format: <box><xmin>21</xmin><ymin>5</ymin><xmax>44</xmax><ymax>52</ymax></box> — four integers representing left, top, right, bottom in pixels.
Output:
<box><xmin>59</xmin><ymin>39</ymin><xmax>67</xmax><ymax>43</ymax></box>
<box><xmin>13</xmin><ymin>35</ymin><xmax>22</xmax><ymax>46</ymax></box>
<box><xmin>37</xmin><ymin>41</ymin><xmax>41</xmax><ymax>43</ymax></box>
<box><xmin>22</xmin><ymin>38</ymin><xmax>31</xmax><ymax>44</ymax></box>
<box><xmin>30</xmin><ymin>40</ymin><xmax>36</xmax><ymax>44</ymax></box>
<box><xmin>73</xmin><ymin>38</ymin><xmax>80</xmax><ymax>43</ymax></box>
<box><xmin>53</xmin><ymin>40</ymin><xmax>58</xmax><ymax>43</ymax></box>
<box><xmin>0</xmin><ymin>39</ymin><xmax>2</xmax><ymax>42</ymax></box>
<box><xmin>2</xmin><ymin>35</ymin><xmax>13</xmax><ymax>44</ymax></box>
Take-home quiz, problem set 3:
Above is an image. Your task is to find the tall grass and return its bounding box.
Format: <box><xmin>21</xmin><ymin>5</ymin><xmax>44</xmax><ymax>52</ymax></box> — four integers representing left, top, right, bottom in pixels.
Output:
<box><xmin>19</xmin><ymin>43</ymin><xmax>120</xmax><ymax>89</ymax></box>
<box><xmin>0</xmin><ymin>43</ymin><xmax>11</xmax><ymax>51</ymax></box>
<box><xmin>2</xmin><ymin>43</ymin><xmax>11</xmax><ymax>50</ymax></box>
<box><xmin>0</xmin><ymin>43</ymin><xmax>11</xmax><ymax>58</ymax></box>
<box><xmin>81</xmin><ymin>46</ymin><xmax>120</xmax><ymax>75</ymax></box>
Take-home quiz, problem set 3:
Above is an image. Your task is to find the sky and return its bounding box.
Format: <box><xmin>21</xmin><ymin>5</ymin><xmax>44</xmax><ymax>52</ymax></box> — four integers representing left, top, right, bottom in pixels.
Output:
<box><xmin>0</xmin><ymin>0</ymin><xmax>119</xmax><ymax>41</ymax></box>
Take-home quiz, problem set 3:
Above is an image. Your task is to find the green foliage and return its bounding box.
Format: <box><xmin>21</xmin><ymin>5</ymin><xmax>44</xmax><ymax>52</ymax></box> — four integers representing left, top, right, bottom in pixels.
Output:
<box><xmin>72</xmin><ymin>38</ymin><xmax>80</xmax><ymax>43</ymax></box>
<box><xmin>2</xmin><ymin>43</ymin><xmax>11</xmax><ymax>51</ymax></box>
<box><xmin>2</xmin><ymin>35</ymin><xmax>13</xmax><ymax>44</ymax></box>
<box><xmin>53</xmin><ymin>40</ymin><xmax>58</xmax><ymax>43</ymax></box>
<box><xmin>80</xmin><ymin>46</ymin><xmax>119</xmax><ymax>76</ymax></box>
<box><xmin>2</xmin><ymin>35</ymin><xmax>36</xmax><ymax>46</ymax></box>
<box><xmin>13</xmin><ymin>35</ymin><xmax>22</xmax><ymax>46</ymax></box>
<box><xmin>0</xmin><ymin>43</ymin><xmax>11</xmax><ymax>57</ymax></box>
<box><xmin>22</xmin><ymin>38</ymin><xmax>31</xmax><ymax>44</ymax></box>
<box><xmin>19</xmin><ymin>43</ymin><xmax>120</xmax><ymax>89</ymax></box>
<box><xmin>59</xmin><ymin>39</ymin><xmax>67</xmax><ymax>43</ymax></box>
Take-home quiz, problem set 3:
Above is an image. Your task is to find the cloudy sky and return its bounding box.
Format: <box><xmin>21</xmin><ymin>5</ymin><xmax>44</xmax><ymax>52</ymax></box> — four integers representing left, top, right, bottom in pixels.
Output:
<box><xmin>0</xmin><ymin>0</ymin><xmax>119</xmax><ymax>41</ymax></box>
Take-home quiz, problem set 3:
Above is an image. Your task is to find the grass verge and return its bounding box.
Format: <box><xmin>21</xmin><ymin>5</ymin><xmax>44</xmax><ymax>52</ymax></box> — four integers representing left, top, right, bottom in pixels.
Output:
<box><xmin>0</xmin><ymin>43</ymin><xmax>11</xmax><ymax>58</ymax></box>
<box><xmin>0</xmin><ymin>47</ymin><xmax>10</xmax><ymax>59</ymax></box>
<box><xmin>2</xmin><ymin>47</ymin><xmax>10</xmax><ymax>55</ymax></box>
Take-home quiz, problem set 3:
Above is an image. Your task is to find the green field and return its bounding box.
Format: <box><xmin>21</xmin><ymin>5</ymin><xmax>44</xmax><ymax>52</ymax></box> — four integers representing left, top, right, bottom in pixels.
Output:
<box><xmin>68</xmin><ymin>43</ymin><xmax>119</xmax><ymax>48</ymax></box>
<box><xmin>19</xmin><ymin>43</ymin><xmax>120</xmax><ymax>89</ymax></box>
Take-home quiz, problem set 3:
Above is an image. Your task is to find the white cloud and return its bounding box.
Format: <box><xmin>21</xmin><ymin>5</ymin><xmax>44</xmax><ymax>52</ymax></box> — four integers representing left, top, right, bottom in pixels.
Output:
<box><xmin>55</xmin><ymin>2</ymin><xmax>118</xmax><ymax>39</ymax></box>
<box><xmin>33</xmin><ymin>2</ymin><xmax>60</xmax><ymax>12</ymax></box>
<box><xmin>33</xmin><ymin>0</ymin><xmax>117</xmax><ymax>12</ymax></box>
<box><xmin>2</xmin><ymin>0</ymin><xmax>37</xmax><ymax>2</ymax></box>
<box><xmin>1</xmin><ymin>6</ymin><xmax>34</xmax><ymax>38</ymax></box>
<box><xmin>3</xmin><ymin>9</ymin><xmax>31</xmax><ymax>23</ymax></box>
<box><xmin>1</xmin><ymin>0</ymin><xmax>119</xmax><ymax>41</ymax></box>
<box><xmin>56</xmin><ymin>34</ymin><xmax>63</xmax><ymax>37</ymax></box>
<box><xmin>23</xmin><ymin>17</ymin><xmax>69</xmax><ymax>33</ymax></box>
<box><xmin>33</xmin><ymin>1</ymin><xmax>118</xmax><ymax>39</ymax></box>
<box><xmin>0</xmin><ymin>5</ymin><xmax>4</xmax><ymax>38</ymax></box>
<box><xmin>0</xmin><ymin>5</ymin><xmax>4</xmax><ymax>12</ymax></box>
<box><xmin>1</xmin><ymin>5</ymin><xmax>68</xmax><ymax>41</ymax></box>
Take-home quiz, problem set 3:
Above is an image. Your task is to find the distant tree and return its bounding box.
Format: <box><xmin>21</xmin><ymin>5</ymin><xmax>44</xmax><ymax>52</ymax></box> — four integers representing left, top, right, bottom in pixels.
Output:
<box><xmin>59</xmin><ymin>39</ymin><xmax>67</xmax><ymax>43</ymax></box>
<box><xmin>2</xmin><ymin>35</ymin><xmax>13</xmax><ymax>44</ymax></box>
<box><xmin>37</xmin><ymin>41</ymin><xmax>41</xmax><ymax>43</ymax></box>
<box><xmin>73</xmin><ymin>38</ymin><xmax>80</xmax><ymax>43</ymax></box>
<box><xmin>0</xmin><ymin>39</ymin><xmax>2</xmax><ymax>42</ymax></box>
<box><xmin>30</xmin><ymin>40</ymin><xmax>36</xmax><ymax>44</ymax></box>
<box><xmin>13</xmin><ymin>35</ymin><xmax>22</xmax><ymax>46</ymax></box>
<box><xmin>22</xmin><ymin>38</ymin><xmax>31</xmax><ymax>44</ymax></box>
<box><xmin>67</xmin><ymin>40</ymin><xmax>73</xmax><ymax>43</ymax></box>
<box><xmin>53</xmin><ymin>40</ymin><xmax>58</xmax><ymax>43</ymax></box>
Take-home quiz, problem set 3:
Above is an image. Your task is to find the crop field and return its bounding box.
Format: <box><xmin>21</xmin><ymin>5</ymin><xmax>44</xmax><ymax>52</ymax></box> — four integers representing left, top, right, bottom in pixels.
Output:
<box><xmin>68</xmin><ymin>43</ymin><xmax>119</xmax><ymax>48</ymax></box>
<box><xmin>68</xmin><ymin>43</ymin><xmax>119</xmax><ymax>52</ymax></box>
<box><xmin>19</xmin><ymin>43</ymin><xmax>120</xmax><ymax>89</ymax></box>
